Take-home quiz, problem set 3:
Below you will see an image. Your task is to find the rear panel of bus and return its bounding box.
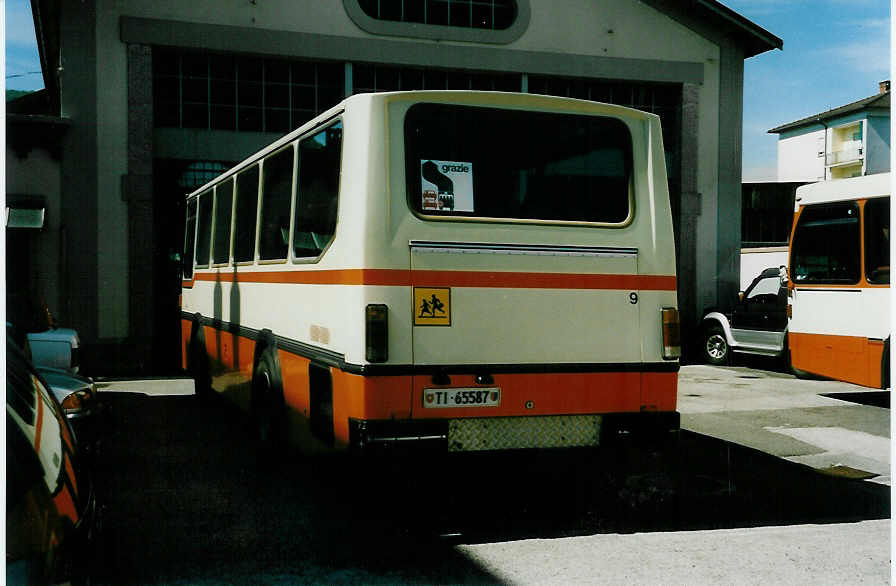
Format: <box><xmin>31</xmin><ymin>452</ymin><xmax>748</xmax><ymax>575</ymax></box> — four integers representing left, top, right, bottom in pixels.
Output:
<box><xmin>181</xmin><ymin>92</ymin><xmax>680</xmax><ymax>454</ymax></box>
<box><xmin>788</xmin><ymin>174</ymin><xmax>890</xmax><ymax>388</ymax></box>
<box><xmin>340</xmin><ymin>93</ymin><xmax>679</xmax><ymax>452</ymax></box>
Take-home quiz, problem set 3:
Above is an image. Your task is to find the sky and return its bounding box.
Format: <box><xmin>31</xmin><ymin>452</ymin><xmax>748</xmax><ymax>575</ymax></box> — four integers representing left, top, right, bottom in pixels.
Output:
<box><xmin>3</xmin><ymin>0</ymin><xmax>891</xmax><ymax>181</ymax></box>
<box><xmin>723</xmin><ymin>0</ymin><xmax>891</xmax><ymax>181</ymax></box>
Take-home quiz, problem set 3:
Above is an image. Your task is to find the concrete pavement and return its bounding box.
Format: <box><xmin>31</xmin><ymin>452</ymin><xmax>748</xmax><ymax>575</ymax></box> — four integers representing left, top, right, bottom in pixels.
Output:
<box><xmin>460</xmin><ymin>519</ymin><xmax>890</xmax><ymax>585</ymax></box>
<box><xmin>678</xmin><ymin>364</ymin><xmax>891</xmax><ymax>485</ymax></box>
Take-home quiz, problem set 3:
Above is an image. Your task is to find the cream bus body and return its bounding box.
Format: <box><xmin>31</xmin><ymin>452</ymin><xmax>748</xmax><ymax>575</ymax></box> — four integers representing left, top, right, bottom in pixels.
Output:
<box><xmin>180</xmin><ymin>91</ymin><xmax>680</xmax><ymax>453</ymax></box>
<box><xmin>788</xmin><ymin>172</ymin><xmax>890</xmax><ymax>388</ymax></box>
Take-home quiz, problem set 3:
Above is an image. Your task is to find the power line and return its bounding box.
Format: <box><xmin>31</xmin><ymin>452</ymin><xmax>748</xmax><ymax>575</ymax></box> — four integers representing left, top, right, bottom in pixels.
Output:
<box><xmin>5</xmin><ymin>71</ymin><xmax>42</xmax><ymax>79</ymax></box>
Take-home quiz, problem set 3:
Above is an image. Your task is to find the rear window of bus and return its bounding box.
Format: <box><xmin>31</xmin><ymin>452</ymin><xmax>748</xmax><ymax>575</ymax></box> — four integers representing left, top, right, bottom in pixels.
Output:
<box><xmin>404</xmin><ymin>103</ymin><xmax>633</xmax><ymax>224</ymax></box>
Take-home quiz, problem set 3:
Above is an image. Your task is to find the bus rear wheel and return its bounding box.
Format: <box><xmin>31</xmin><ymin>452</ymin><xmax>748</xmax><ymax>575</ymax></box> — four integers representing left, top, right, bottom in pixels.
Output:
<box><xmin>250</xmin><ymin>352</ymin><xmax>286</xmax><ymax>448</ymax></box>
<box><xmin>189</xmin><ymin>333</ymin><xmax>211</xmax><ymax>401</ymax></box>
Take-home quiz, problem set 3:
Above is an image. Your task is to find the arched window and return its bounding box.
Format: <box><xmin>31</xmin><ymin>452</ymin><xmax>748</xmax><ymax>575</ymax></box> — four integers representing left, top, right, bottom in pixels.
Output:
<box><xmin>357</xmin><ymin>0</ymin><xmax>517</xmax><ymax>30</ymax></box>
<box><xmin>345</xmin><ymin>0</ymin><xmax>529</xmax><ymax>44</ymax></box>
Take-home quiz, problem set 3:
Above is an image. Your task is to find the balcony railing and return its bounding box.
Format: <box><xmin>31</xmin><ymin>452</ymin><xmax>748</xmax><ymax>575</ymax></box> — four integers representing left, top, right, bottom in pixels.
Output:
<box><xmin>825</xmin><ymin>147</ymin><xmax>863</xmax><ymax>166</ymax></box>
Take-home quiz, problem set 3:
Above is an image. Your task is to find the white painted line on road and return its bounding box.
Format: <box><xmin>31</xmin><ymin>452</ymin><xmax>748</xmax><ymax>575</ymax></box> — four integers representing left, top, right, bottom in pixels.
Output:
<box><xmin>96</xmin><ymin>378</ymin><xmax>196</xmax><ymax>396</ymax></box>
<box><xmin>765</xmin><ymin>426</ymin><xmax>890</xmax><ymax>482</ymax></box>
<box><xmin>764</xmin><ymin>426</ymin><xmax>890</xmax><ymax>456</ymax></box>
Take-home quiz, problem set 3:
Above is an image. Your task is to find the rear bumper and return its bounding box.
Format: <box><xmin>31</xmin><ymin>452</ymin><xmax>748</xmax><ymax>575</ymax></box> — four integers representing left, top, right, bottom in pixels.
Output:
<box><xmin>349</xmin><ymin>411</ymin><xmax>680</xmax><ymax>454</ymax></box>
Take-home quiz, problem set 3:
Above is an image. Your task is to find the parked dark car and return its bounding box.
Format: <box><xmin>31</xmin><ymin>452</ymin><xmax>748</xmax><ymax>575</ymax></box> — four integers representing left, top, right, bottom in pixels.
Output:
<box><xmin>700</xmin><ymin>267</ymin><xmax>789</xmax><ymax>365</ymax></box>
<box><xmin>35</xmin><ymin>366</ymin><xmax>103</xmax><ymax>455</ymax></box>
<box><xmin>6</xmin><ymin>335</ymin><xmax>95</xmax><ymax>584</ymax></box>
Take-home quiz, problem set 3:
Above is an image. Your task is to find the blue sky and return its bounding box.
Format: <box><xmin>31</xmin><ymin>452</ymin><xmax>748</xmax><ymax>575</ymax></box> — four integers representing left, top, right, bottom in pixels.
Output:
<box><xmin>4</xmin><ymin>0</ymin><xmax>890</xmax><ymax>181</ymax></box>
<box><xmin>4</xmin><ymin>0</ymin><xmax>43</xmax><ymax>92</ymax></box>
<box><xmin>724</xmin><ymin>0</ymin><xmax>890</xmax><ymax>180</ymax></box>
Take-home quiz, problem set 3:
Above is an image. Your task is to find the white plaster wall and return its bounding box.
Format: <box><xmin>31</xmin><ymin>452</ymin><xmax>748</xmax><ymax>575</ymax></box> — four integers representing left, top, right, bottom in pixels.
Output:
<box><xmin>778</xmin><ymin>130</ymin><xmax>825</xmax><ymax>182</ymax></box>
<box><xmin>95</xmin><ymin>2</ymin><xmax>131</xmax><ymax>338</ymax></box>
<box><xmin>520</xmin><ymin>0</ymin><xmax>716</xmax><ymax>61</ymax></box>
<box><xmin>740</xmin><ymin>247</ymin><xmax>788</xmax><ymax>290</ymax></box>
<box><xmin>694</xmin><ymin>58</ymin><xmax>721</xmax><ymax>317</ymax></box>
<box><xmin>108</xmin><ymin>0</ymin><xmax>358</xmax><ymax>37</ymax></box>
<box><xmin>5</xmin><ymin>146</ymin><xmax>63</xmax><ymax>318</ymax></box>
<box><xmin>110</xmin><ymin>0</ymin><xmax>718</xmax><ymax>62</ymax></box>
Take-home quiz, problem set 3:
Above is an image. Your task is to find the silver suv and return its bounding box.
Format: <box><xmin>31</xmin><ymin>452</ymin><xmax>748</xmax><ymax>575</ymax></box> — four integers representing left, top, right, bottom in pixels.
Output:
<box><xmin>700</xmin><ymin>267</ymin><xmax>789</xmax><ymax>365</ymax></box>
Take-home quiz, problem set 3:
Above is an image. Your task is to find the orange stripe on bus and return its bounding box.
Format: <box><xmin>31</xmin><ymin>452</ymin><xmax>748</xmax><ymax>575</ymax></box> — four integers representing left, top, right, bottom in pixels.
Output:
<box><xmin>190</xmin><ymin>326</ymin><xmax>679</xmax><ymax>450</ymax></box>
<box><xmin>65</xmin><ymin>456</ymin><xmax>79</xmax><ymax>499</ymax></box>
<box><xmin>789</xmin><ymin>331</ymin><xmax>885</xmax><ymax>389</ymax></box>
<box><xmin>53</xmin><ymin>483</ymin><xmax>80</xmax><ymax>525</ymax></box>
<box><xmin>192</xmin><ymin>269</ymin><xmax>676</xmax><ymax>290</ymax></box>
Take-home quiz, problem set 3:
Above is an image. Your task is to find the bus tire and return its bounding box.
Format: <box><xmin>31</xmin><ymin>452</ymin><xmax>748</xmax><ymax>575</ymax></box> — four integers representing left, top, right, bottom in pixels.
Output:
<box><xmin>250</xmin><ymin>350</ymin><xmax>286</xmax><ymax>448</ymax></box>
<box><xmin>189</xmin><ymin>319</ymin><xmax>211</xmax><ymax>401</ymax></box>
<box><xmin>701</xmin><ymin>324</ymin><xmax>729</xmax><ymax>366</ymax></box>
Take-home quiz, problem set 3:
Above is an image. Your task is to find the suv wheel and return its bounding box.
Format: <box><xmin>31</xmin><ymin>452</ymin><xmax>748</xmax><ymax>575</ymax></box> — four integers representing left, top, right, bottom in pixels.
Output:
<box><xmin>702</xmin><ymin>325</ymin><xmax>729</xmax><ymax>365</ymax></box>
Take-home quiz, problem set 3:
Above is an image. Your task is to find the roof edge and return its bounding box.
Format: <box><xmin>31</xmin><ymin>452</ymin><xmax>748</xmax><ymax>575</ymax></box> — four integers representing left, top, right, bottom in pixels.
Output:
<box><xmin>696</xmin><ymin>0</ymin><xmax>783</xmax><ymax>56</ymax></box>
<box><xmin>768</xmin><ymin>91</ymin><xmax>890</xmax><ymax>134</ymax></box>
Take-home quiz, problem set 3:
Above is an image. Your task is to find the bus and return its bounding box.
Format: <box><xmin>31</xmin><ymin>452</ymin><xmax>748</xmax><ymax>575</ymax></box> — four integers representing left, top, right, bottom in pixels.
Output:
<box><xmin>788</xmin><ymin>173</ymin><xmax>890</xmax><ymax>388</ymax></box>
<box><xmin>180</xmin><ymin>91</ymin><xmax>680</xmax><ymax>454</ymax></box>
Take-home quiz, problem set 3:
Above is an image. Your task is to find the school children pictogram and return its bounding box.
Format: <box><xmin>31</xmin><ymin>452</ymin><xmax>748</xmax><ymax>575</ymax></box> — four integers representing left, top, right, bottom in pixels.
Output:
<box><xmin>413</xmin><ymin>287</ymin><xmax>451</xmax><ymax>326</ymax></box>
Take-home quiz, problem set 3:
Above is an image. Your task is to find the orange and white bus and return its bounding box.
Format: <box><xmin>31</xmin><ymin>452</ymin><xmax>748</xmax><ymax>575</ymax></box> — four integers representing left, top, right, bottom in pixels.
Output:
<box><xmin>788</xmin><ymin>173</ymin><xmax>890</xmax><ymax>388</ymax></box>
<box><xmin>180</xmin><ymin>91</ymin><xmax>680</xmax><ymax>454</ymax></box>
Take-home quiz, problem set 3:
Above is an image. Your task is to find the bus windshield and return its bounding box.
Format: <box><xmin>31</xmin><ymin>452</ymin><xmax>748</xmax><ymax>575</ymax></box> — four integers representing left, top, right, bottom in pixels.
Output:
<box><xmin>404</xmin><ymin>103</ymin><xmax>633</xmax><ymax>224</ymax></box>
<box><xmin>791</xmin><ymin>202</ymin><xmax>860</xmax><ymax>284</ymax></box>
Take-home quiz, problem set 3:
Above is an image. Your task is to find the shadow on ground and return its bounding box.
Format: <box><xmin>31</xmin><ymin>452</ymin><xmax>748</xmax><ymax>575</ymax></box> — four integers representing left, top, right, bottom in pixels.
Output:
<box><xmin>89</xmin><ymin>392</ymin><xmax>890</xmax><ymax>584</ymax></box>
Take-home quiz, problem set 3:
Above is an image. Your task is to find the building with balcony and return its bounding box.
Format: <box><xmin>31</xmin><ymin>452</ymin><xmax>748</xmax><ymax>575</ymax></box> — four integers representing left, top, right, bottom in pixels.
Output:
<box><xmin>769</xmin><ymin>81</ymin><xmax>890</xmax><ymax>181</ymax></box>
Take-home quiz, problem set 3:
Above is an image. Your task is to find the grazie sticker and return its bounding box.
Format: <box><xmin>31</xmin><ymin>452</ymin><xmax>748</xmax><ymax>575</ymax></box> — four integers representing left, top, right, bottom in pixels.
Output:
<box><xmin>420</xmin><ymin>160</ymin><xmax>474</xmax><ymax>212</ymax></box>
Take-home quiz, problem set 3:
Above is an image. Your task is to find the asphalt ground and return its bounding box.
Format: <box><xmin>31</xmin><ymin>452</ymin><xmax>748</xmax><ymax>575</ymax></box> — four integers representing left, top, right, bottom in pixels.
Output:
<box><xmin>84</xmin><ymin>366</ymin><xmax>891</xmax><ymax>584</ymax></box>
<box><xmin>679</xmin><ymin>363</ymin><xmax>891</xmax><ymax>485</ymax></box>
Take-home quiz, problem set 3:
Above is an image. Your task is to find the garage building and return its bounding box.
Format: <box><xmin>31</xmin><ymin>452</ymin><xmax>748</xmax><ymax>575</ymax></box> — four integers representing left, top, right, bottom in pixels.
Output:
<box><xmin>6</xmin><ymin>0</ymin><xmax>780</xmax><ymax>373</ymax></box>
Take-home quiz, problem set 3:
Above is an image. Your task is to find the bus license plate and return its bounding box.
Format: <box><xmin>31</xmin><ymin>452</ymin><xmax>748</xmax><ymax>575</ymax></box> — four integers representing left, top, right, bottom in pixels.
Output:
<box><xmin>423</xmin><ymin>388</ymin><xmax>500</xmax><ymax>408</ymax></box>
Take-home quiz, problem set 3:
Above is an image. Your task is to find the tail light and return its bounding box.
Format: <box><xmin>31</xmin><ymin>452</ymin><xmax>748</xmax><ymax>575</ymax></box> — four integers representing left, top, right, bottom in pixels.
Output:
<box><xmin>662</xmin><ymin>307</ymin><xmax>681</xmax><ymax>360</ymax></box>
<box><xmin>366</xmin><ymin>304</ymin><xmax>388</xmax><ymax>363</ymax></box>
<box><xmin>61</xmin><ymin>390</ymin><xmax>91</xmax><ymax>415</ymax></box>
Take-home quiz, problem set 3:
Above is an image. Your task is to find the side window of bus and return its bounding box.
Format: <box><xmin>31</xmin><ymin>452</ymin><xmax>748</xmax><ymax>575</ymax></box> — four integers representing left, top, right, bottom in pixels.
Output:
<box><xmin>195</xmin><ymin>189</ymin><xmax>213</xmax><ymax>268</ymax></box>
<box><xmin>259</xmin><ymin>146</ymin><xmax>295</xmax><ymax>261</ymax></box>
<box><xmin>233</xmin><ymin>165</ymin><xmax>260</xmax><ymax>263</ymax></box>
<box><xmin>183</xmin><ymin>198</ymin><xmax>197</xmax><ymax>279</ymax></box>
<box><xmin>212</xmin><ymin>178</ymin><xmax>234</xmax><ymax>265</ymax></box>
<box><xmin>791</xmin><ymin>202</ymin><xmax>860</xmax><ymax>284</ymax></box>
<box><xmin>864</xmin><ymin>198</ymin><xmax>890</xmax><ymax>284</ymax></box>
<box><xmin>294</xmin><ymin>122</ymin><xmax>343</xmax><ymax>258</ymax></box>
